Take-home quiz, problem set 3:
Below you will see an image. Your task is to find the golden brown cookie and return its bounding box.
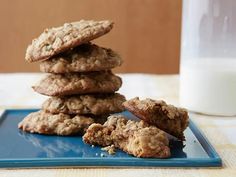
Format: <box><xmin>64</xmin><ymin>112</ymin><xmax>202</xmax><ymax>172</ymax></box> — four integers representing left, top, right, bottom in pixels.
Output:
<box><xmin>18</xmin><ymin>111</ymin><xmax>94</xmax><ymax>136</ymax></box>
<box><xmin>26</xmin><ymin>20</ymin><xmax>113</xmax><ymax>62</ymax></box>
<box><xmin>123</xmin><ymin>97</ymin><xmax>189</xmax><ymax>140</ymax></box>
<box><xmin>40</xmin><ymin>43</ymin><xmax>122</xmax><ymax>73</ymax></box>
<box><xmin>32</xmin><ymin>71</ymin><xmax>122</xmax><ymax>96</ymax></box>
<box><xmin>42</xmin><ymin>93</ymin><xmax>126</xmax><ymax>115</ymax></box>
<box><xmin>83</xmin><ymin>115</ymin><xmax>171</xmax><ymax>158</ymax></box>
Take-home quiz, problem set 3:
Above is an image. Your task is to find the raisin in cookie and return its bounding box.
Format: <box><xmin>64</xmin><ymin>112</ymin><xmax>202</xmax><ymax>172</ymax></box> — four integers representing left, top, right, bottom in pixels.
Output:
<box><xmin>40</xmin><ymin>43</ymin><xmax>122</xmax><ymax>73</ymax></box>
<box><xmin>42</xmin><ymin>93</ymin><xmax>126</xmax><ymax>115</ymax></box>
<box><xmin>26</xmin><ymin>20</ymin><xmax>113</xmax><ymax>62</ymax></box>
<box><xmin>18</xmin><ymin>111</ymin><xmax>94</xmax><ymax>135</ymax></box>
<box><xmin>83</xmin><ymin>115</ymin><xmax>170</xmax><ymax>158</ymax></box>
<box><xmin>123</xmin><ymin>97</ymin><xmax>189</xmax><ymax>140</ymax></box>
<box><xmin>32</xmin><ymin>71</ymin><xmax>122</xmax><ymax>96</ymax></box>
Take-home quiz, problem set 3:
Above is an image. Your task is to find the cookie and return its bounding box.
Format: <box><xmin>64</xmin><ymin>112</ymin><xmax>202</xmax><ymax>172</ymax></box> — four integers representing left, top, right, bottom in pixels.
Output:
<box><xmin>26</xmin><ymin>20</ymin><xmax>114</xmax><ymax>62</ymax></box>
<box><xmin>39</xmin><ymin>43</ymin><xmax>122</xmax><ymax>73</ymax></box>
<box><xmin>42</xmin><ymin>93</ymin><xmax>126</xmax><ymax>115</ymax></box>
<box><xmin>32</xmin><ymin>71</ymin><xmax>122</xmax><ymax>96</ymax></box>
<box><xmin>83</xmin><ymin>115</ymin><xmax>170</xmax><ymax>158</ymax></box>
<box><xmin>18</xmin><ymin>111</ymin><xmax>94</xmax><ymax>136</ymax></box>
<box><xmin>123</xmin><ymin>97</ymin><xmax>189</xmax><ymax>140</ymax></box>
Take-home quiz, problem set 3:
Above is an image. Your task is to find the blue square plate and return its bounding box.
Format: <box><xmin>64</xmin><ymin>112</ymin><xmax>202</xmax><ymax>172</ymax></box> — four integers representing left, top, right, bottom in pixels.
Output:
<box><xmin>0</xmin><ymin>109</ymin><xmax>222</xmax><ymax>168</ymax></box>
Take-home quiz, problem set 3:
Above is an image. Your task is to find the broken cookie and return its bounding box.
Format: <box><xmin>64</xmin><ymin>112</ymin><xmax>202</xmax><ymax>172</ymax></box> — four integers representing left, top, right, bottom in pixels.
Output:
<box><xmin>123</xmin><ymin>97</ymin><xmax>189</xmax><ymax>140</ymax></box>
<box><xmin>83</xmin><ymin>115</ymin><xmax>171</xmax><ymax>158</ymax></box>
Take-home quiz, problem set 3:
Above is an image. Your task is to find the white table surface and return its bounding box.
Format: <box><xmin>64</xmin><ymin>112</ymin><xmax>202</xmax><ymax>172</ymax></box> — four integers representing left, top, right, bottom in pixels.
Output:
<box><xmin>0</xmin><ymin>73</ymin><xmax>236</xmax><ymax>177</ymax></box>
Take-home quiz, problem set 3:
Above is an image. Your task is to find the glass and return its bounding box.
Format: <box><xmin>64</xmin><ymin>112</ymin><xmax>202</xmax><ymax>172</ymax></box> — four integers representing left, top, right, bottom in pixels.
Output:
<box><xmin>180</xmin><ymin>0</ymin><xmax>236</xmax><ymax>116</ymax></box>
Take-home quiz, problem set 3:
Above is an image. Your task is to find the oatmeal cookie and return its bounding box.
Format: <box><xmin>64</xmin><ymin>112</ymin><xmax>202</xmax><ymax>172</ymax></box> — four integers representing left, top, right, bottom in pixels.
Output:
<box><xmin>83</xmin><ymin>115</ymin><xmax>170</xmax><ymax>158</ymax></box>
<box><xmin>18</xmin><ymin>111</ymin><xmax>94</xmax><ymax>135</ymax></box>
<box><xmin>40</xmin><ymin>43</ymin><xmax>122</xmax><ymax>73</ymax></box>
<box><xmin>32</xmin><ymin>71</ymin><xmax>122</xmax><ymax>96</ymax></box>
<box><xmin>123</xmin><ymin>97</ymin><xmax>189</xmax><ymax>140</ymax></box>
<box><xmin>26</xmin><ymin>20</ymin><xmax>113</xmax><ymax>62</ymax></box>
<box><xmin>42</xmin><ymin>93</ymin><xmax>126</xmax><ymax>115</ymax></box>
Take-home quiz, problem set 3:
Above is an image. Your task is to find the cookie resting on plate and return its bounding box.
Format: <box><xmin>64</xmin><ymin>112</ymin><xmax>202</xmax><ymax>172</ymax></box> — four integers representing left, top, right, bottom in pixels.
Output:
<box><xmin>83</xmin><ymin>115</ymin><xmax>171</xmax><ymax>158</ymax></box>
<box><xmin>18</xmin><ymin>111</ymin><xmax>95</xmax><ymax>136</ymax></box>
<box><xmin>123</xmin><ymin>97</ymin><xmax>189</xmax><ymax>140</ymax></box>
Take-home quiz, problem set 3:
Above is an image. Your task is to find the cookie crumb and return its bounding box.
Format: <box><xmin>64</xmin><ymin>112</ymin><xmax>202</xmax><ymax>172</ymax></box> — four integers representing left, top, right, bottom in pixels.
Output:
<box><xmin>100</xmin><ymin>153</ymin><xmax>106</xmax><ymax>157</ymax></box>
<box><xmin>101</xmin><ymin>144</ymin><xmax>116</xmax><ymax>155</ymax></box>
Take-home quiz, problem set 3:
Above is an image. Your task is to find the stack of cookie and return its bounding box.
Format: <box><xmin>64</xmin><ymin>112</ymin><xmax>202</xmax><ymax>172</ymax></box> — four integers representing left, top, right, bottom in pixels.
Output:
<box><xmin>18</xmin><ymin>20</ymin><xmax>126</xmax><ymax>136</ymax></box>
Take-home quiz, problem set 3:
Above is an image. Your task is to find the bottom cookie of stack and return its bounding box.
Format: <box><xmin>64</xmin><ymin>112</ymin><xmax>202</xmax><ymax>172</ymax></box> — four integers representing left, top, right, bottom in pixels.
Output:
<box><xmin>18</xmin><ymin>93</ymin><xmax>126</xmax><ymax>136</ymax></box>
<box><xmin>18</xmin><ymin>111</ymin><xmax>95</xmax><ymax>136</ymax></box>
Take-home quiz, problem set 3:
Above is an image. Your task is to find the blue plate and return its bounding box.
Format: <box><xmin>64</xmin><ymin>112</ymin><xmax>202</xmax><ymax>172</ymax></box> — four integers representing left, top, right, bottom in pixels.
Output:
<box><xmin>0</xmin><ymin>109</ymin><xmax>222</xmax><ymax>168</ymax></box>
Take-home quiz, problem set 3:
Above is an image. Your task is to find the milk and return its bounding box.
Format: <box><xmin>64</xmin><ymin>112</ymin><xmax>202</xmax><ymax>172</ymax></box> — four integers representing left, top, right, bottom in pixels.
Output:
<box><xmin>180</xmin><ymin>58</ymin><xmax>236</xmax><ymax>116</ymax></box>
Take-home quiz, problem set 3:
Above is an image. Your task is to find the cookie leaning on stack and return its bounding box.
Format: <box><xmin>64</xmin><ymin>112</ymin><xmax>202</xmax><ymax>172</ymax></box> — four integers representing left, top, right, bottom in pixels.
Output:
<box><xmin>18</xmin><ymin>20</ymin><xmax>126</xmax><ymax>136</ymax></box>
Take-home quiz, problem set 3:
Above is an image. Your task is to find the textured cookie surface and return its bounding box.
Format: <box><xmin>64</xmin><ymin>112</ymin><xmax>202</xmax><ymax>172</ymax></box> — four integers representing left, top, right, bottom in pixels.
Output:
<box><xmin>123</xmin><ymin>97</ymin><xmax>189</xmax><ymax>140</ymax></box>
<box><xmin>40</xmin><ymin>43</ymin><xmax>122</xmax><ymax>73</ymax></box>
<box><xmin>26</xmin><ymin>20</ymin><xmax>113</xmax><ymax>62</ymax></box>
<box><xmin>83</xmin><ymin>115</ymin><xmax>170</xmax><ymax>158</ymax></box>
<box><xmin>18</xmin><ymin>111</ymin><xmax>94</xmax><ymax>135</ymax></box>
<box><xmin>42</xmin><ymin>93</ymin><xmax>126</xmax><ymax>115</ymax></box>
<box><xmin>33</xmin><ymin>71</ymin><xmax>122</xmax><ymax>96</ymax></box>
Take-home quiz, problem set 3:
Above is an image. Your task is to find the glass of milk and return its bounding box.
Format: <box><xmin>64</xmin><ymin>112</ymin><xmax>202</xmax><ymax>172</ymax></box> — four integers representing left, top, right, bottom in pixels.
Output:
<box><xmin>180</xmin><ymin>0</ymin><xmax>236</xmax><ymax>116</ymax></box>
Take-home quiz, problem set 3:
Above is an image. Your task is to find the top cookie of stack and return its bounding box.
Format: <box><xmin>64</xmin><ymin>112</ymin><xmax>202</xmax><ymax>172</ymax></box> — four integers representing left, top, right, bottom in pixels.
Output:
<box><xmin>26</xmin><ymin>20</ymin><xmax>114</xmax><ymax>63</ymax></box>
<box><xmin>18</xmin><ymin>20</ymin><xmax>126</xmax><ymax>136</ymax></box>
